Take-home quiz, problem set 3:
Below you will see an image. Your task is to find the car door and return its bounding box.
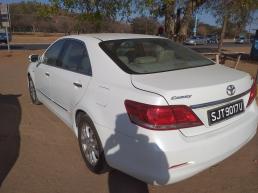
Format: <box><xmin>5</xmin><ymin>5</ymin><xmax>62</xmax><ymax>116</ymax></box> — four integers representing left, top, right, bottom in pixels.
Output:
<box><xmin>49</xmin><ymin>39</ymin><xmax>92</xmax><ymax>114</ymax></box>
<box><xmin>34</xmin><ymin>39</ymin><xmax>65</xmax><ymax>99</ymax></box>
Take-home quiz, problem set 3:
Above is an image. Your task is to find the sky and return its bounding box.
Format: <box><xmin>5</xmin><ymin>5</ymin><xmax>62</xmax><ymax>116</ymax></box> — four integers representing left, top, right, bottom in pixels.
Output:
<box><xmin>2</xmin><ymin>0</ymin><xmax>258</xmax><ymax>33</ymax></box>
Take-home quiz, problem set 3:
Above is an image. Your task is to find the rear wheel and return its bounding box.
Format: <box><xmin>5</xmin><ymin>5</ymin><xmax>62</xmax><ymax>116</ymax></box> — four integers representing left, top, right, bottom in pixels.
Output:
<box><xmin>28</xmin><ymin>76</ymin><xmax>41</xmax><ymax>105</ymax></box>
<box><xmin>77</xmin><ymin>113</ymin><xmax>108</xmax><ymax>174</ymax></box>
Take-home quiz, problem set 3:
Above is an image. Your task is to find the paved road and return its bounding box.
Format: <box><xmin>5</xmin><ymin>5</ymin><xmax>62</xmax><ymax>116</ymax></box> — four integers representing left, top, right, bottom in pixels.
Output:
<box><xmin>0</xmin><ymin>42</ymin><xmax>251</xmax><ymax>51</ymax></box>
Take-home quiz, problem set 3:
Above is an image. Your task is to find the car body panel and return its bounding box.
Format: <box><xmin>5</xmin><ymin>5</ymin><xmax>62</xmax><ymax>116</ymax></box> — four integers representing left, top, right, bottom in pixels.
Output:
<box><xmin>27</xmin><ymin>33</ymin><xmax>258</xmax><ymax>186</ymax></box>
<box><xmin>131</xmin><ymin>64</ymin><xmax>251</xmax><ymax>108</ymax></box>
<box><xmin>49</xmin><ymin>67</ymin><xmax>91</xmax><ymax>113</ymax></box>
<box><xmin>34</xmin><ymin>62</ymin><xmax>51</xmax><ymax>98</ymax></box>
<box><xmin>131</xmin><ymin>64</ymin><xmax>253</xmax><ymax>136</ymax></box>
<box><xmin>100</xmin><ymin>102</ymin><xmax>257</xmax><ymax>184</ymax></box>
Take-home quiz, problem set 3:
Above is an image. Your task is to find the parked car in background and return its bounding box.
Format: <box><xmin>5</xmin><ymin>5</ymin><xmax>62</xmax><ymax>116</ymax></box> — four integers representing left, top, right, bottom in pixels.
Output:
<box><xmin>206</xmin><ymin>35</ymin><xmax>218</xmax><ymax>44</ymax></box>
<box><xmin>234</xmin><ymin>36</ymin><xmax>247</xmax><ymax>44</ymax></box>
<box><xmin>0</xmin><ymin>32</ymin><xmax>12</xmax><ymax>44</ymax></box>
<box><xmin>27</xmin><ymin>34</ymin><xmax>258</xmax><ymax>185</ymax></box>
<box><xmin>184</xmin><ymin>36</ymin><xmax>207</xmax><ymax>45</ymax></box>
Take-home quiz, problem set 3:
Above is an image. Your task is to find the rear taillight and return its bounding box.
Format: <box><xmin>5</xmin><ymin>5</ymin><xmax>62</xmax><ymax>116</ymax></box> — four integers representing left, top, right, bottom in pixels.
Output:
<box><xmin>247</xmin><ymin>80</ymin><xmax>257</xmax><ymax>107</ymax></box>
<box><xmin>124</xmin><ymin>100</ymin><xmax>203</xmax><ymax>130</ymax></box>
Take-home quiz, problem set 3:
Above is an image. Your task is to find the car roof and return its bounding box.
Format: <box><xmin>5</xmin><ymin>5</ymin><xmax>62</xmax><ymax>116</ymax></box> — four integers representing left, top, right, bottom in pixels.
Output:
<box><xmin>65</xmin><ymin>33</ymin><xmax>164</xmax><ymax>41</ymax></box>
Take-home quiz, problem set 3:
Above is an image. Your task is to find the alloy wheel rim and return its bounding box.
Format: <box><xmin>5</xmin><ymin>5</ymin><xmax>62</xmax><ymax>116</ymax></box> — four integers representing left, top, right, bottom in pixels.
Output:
<box><xmin>80</xmin><ymin>123</ymin><xmax>99</xmax><ymax>166</ymax></box>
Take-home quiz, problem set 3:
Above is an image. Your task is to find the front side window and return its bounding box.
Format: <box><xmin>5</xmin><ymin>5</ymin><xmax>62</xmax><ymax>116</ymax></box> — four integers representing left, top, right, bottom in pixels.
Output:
<box><xmin>100</xmin><ymin>38</ymin><xmax>214</xmax><ymax>74</ymax></box>
<box><xmin>60</xmin><ymin>40</ymin><xmax>92</xmax><ymax>75</ymax></box>
<box><xmin>44</xmin><ymin>39</ymin><xmax>65</xmax><ymax>66</ymax></box>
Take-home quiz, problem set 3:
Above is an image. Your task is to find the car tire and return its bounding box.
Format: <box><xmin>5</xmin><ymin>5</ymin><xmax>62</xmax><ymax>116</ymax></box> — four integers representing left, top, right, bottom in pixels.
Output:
<box><xmin>77</xmin><ymin>113</ymin><xmax>108</xmax><ymax>174</ymax></box>
<box><xmin>28</xmin><ymin>76</ymin><xmax>41</xmax><ymax>105</ymax></box>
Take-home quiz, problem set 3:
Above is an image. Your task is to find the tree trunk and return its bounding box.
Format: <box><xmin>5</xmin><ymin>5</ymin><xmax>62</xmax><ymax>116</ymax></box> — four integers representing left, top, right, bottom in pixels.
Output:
<box><xmin>178</xmin><ymin>0</ymin><xmax>195</xmax><ymax>42</ymax></box>
<box><xmin>218</xmin><ymin>14</ymin><xmax>228</xmax><ymax>53</ymax></box>
<box><xmin>178</xmin><ymin>0</ymin><xmax>207</xmax><ymax>42</ymax></box>
<box><xmin>164</xmin><ymin>1</ymin><xmax>175</xmax><ymax>39</ymax></box>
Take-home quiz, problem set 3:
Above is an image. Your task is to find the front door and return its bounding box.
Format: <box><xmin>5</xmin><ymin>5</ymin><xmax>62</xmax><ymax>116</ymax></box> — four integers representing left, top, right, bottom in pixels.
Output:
<box><xmin>34</xmin><ymin>39</ymin><xmax>65</xmax><ymax>99</ymax></box>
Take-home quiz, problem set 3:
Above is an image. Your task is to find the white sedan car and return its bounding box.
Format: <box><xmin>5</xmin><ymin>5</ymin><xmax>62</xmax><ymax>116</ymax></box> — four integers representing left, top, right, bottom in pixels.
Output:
<box><xmin>27</xmin><ymin>34</ymin><xmax>258</xmax><ymax>185</ymax></box>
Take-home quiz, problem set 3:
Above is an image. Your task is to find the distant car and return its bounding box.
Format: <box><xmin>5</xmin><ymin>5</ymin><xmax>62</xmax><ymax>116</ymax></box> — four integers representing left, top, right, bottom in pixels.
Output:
<box><xmin>234</xmin><ymin>36</ymin><xmax>247</xmax><ymax>44</ymax></box>
<box><xmin>0</xmin><ymin>32</ymin><xmax>12</xmax><ymax>44</ymax></box>
<box><xmin>27</xmin><ymin>34</ymin><xmax>258</xmax><ymax>185</ymax></box>
<box><xmin>184</xmin><ymin>36</ymin><xmax>207</xmax><ymax>45</ymax></box>
<box><xmin>206</xmin><ymin>35</ymin><xmax>218</xmax><ymax>44</ymax></box>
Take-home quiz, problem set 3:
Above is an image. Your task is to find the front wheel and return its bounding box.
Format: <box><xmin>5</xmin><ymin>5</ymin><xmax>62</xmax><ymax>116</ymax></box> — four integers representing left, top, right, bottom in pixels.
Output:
<box><xmin>77</xmin><ymin>113</ymin><xmax>108</xmax><ymax>174</ymax></box>
<box><xmin>28</xmin><ymin>77</ymin><xmax>41</xmax><ymax>105</ymax></box>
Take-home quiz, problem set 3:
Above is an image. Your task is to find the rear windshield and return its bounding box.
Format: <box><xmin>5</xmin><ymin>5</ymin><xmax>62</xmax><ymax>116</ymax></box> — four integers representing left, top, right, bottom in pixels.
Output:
<box><xmin>99</xmin><ymin>38</ymin><xmax>214</xmax><ymax>74</ymax></box>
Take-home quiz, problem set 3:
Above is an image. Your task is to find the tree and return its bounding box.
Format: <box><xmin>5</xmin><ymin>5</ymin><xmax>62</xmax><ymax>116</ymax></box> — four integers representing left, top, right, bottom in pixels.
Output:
<box><xmin>137</xmin><ymin>0</ymin><xmax>208</xmax><ymax>40</ymax></box>
<box><xmin>205</xmin><ymin>0</ymin><xmax>258</xmax><ymax>52</ymax></box>
<box><xmin>49</xmin><ymin>0</ymin><xmax>133</xmax><ymax>33</ymax></box>
<box><xmin>10</xmin><ymin>2</ymin><xmax>54</xmax><ymax>32</ymax></box>
<box><xmin>178</xmin><ymin>0</ymin><xmax>207</xmax><ymax>42</ymax></box>
<box><xmin>131</xmin><ymin>17</ymin><xmax>159</xmax><ymax>34</ymax></box>
<box><xmin>136</xmin><ymin>0</ymin><xmax>176</xmax><ymax>38</ymax></box>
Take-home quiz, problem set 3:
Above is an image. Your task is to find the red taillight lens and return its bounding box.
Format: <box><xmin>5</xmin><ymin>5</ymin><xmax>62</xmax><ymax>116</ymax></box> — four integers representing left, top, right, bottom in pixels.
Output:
<box><xmin>124</xmin><ymin>100</ymin><xmax>203</xmax><ymax>130</ymax></box>
<box><xmin>247</xmin><ymin>80</ymin><xmax>257</xmax><ymax>107</ymax></box>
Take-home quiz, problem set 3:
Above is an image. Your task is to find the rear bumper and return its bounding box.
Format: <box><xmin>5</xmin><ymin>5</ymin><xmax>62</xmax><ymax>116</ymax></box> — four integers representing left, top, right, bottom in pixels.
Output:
<box><xmin>98</xmin><ymin>102</ymin><xmax>258</xmax><ymax>185</ymax></box>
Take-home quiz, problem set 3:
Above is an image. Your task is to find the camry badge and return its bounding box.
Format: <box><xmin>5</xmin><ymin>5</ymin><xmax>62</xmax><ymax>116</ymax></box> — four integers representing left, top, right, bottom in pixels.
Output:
<box><xmin>226</xmin><ymin>85</ymin><xmax>236</xmax><ymax>96</ymax></box>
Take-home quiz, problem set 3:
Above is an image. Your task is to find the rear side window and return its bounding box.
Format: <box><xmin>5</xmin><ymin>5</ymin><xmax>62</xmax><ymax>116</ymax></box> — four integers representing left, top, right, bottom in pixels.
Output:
<box><xmin>44</xmin><ymin>39</ymin><xmax>65</xmax><ymax>66</ymax></box>
<box><xmin>99</xmin><ymin>38</ymin><xmax>214</xmax><ymax>74</ymax></box>
<box><xmin>60</xmin><ymin>40</ymin><xmax>92</xmax><ymax>75</ymax></box>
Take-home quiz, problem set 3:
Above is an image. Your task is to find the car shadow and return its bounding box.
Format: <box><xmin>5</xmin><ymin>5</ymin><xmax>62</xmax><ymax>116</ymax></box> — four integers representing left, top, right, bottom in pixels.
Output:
<box><xmin>104</xmin><ymin>114</ymin><xmax>170</xmax><ymax>193</ymax></box>
<box><xmin>0</xmin><ymin>94</ymin><xmax>21</xmax><ymax>187</ymax></box>
<box><xmin>108</xmin><ymin>170</ymin><xmax>149</xmax><ymax>193</ymax></box>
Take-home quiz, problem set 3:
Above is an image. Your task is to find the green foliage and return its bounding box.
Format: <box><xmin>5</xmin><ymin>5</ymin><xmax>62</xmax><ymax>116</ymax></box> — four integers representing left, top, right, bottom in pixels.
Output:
<box><xmin>48</xmin><ymin>0</ymin><xmax>132</xmax><ymax>20</ymax></box>
<box><xmin>206</xmin><ymin>0</ymin><xmax>257</xmax><ymax>30</ymax></box>
<box><xmin>8</xmin><ymin>0</ymin><xmax>256</xmax><ymax>38</ymax></box>
<box><xmin>137</xmin><ymin>0</ymin><xmax>175</xmax><ymax>18</ymax></box>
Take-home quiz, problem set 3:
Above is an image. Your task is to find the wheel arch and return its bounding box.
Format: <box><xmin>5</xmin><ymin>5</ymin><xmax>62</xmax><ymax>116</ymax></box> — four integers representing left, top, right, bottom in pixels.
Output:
<box><xmin>74</xmin><ymin>108</ymin><xmax>96</xmax><ymax>137</ymax></box>
<box><xmin>27</xmin><ymin>70</ymin><xmax>36</xmax><ymax>84</ymax></box>
<box><xmin>27</xmin><ymin>72</ymin><xmax>35</xmax><ymax>87</ymax></box>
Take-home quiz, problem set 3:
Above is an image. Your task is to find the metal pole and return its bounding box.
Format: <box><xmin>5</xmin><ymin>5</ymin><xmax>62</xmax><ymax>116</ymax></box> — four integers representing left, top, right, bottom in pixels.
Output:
<box><xmin>5</xmin><ymin>3</ymin><xmax>10</xmax><ymax>51</ymax></box>
<box><xmin>5</xmin><ymin>25</ymin><xmax>10</xmax><ymax>51</ymax></box>
<box><xmin>193</xmin><ymin>14</ymin><xmax>197</xmax><ymax>36</ymax></box>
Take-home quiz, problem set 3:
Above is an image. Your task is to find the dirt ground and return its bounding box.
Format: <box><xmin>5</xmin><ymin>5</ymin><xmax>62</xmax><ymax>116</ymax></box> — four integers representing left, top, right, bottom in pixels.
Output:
<box><xmin>0</xmin><ymin>48</ymin><xmax>257</xmax><ymax>193</ymax></box>
<box><xmin>11</xmin><ymin>33</ymin><xmax>63</xmax><ymax>44</ymax></box>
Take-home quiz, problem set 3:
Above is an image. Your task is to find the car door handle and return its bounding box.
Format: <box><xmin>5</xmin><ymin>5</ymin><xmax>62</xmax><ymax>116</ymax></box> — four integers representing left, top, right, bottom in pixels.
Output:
<box><xmin>45</xmin><ymin>72</ymin><xmax>50</xmax><ymax>77</ymax></box>
<box><xmin>73</xmin><ymin>82</ymin><xmax>82</xmax><ymax>88</ymax></box>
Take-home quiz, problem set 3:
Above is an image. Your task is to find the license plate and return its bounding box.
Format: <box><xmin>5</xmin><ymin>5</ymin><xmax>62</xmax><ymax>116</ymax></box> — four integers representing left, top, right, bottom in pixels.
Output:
<box><xmin>207</xmin><ymin>100</ymin><xmax>244</xmax><ymax>126</ymax></box>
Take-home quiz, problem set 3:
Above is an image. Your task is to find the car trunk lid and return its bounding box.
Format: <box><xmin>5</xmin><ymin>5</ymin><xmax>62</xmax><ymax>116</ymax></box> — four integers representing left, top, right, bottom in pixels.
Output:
<box><xmin>131</xmin><ymin>64</ymin><xmax>252</xmax><ymax>136</ymax></box>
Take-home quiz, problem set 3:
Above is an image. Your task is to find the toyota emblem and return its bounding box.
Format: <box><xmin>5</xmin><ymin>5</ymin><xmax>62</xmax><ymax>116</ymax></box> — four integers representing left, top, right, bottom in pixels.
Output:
<box><xmin>226</xmin><ymin>85</ymin><xmax>236</xmax><ymax>96</ymax></box>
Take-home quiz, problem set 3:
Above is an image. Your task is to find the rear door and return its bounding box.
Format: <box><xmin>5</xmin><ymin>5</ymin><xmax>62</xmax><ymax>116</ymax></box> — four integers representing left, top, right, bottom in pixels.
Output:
<box><xmin>34</xmin><ymin>39</ymin><xmax>65</xmax><ymax>99</ymax></box>
<box><xmin>49</xmin><ymin>39</ymin><xmax>92</xmax><ymax>113</ymax></box>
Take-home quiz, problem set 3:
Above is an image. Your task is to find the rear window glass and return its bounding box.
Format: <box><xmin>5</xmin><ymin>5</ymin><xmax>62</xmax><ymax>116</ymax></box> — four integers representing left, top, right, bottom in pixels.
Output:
<box><xmin>99</xmin><ymin>38</ymin><xmax>214</xmax><ymax>74</ymax></box>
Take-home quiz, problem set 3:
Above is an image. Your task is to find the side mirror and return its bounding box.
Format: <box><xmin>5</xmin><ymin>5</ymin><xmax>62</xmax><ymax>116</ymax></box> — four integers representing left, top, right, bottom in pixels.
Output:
<box><xmin>29</xmin><ymin>54</ymin><xmax>39</xmax><ymax>63</ymax></box>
